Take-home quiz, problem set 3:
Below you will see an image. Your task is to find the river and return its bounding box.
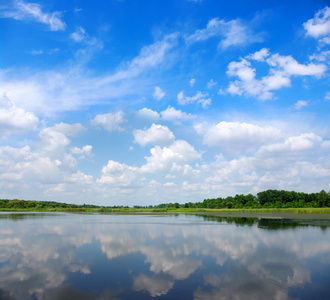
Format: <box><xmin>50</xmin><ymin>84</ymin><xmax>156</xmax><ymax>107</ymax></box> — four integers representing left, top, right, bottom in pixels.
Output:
<box><xmin>0</xmin><ymin>212</ymin><xmax>329</xmax><ymax>299</ymax></box>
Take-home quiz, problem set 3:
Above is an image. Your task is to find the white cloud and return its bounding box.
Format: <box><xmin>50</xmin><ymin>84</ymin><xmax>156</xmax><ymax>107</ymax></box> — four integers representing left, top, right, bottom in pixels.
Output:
<box><xmin>137</xmin><ymin>108</ymin><xmax>160</xmax><ymax>121</ymax></box>
<box><xmin>98</xmin><ymin>160</ymin><xmax>145</xmax><ymax>187</ymax></box>
<box><xmin>133</xmin><ymin>274</ymin><xmax>174</xmax><ymax>297</ymax></box>
<box><xmin>247</xmin><ymin>48</ymin><xmax>270</xmax><ymax>62</ymax></box>
<box><xmin>2</xmin><ymin>123</ymin><xmax>330</xmax><ymax>204</ymax></box>
<box><xmin>220</xmin><ymin>19</ymin><xmax>261</xmax><ymax>49</ymax></box>
<box><xmin>137</xmin><ymin>106</ymin><xmax>195</xmax><ymax>124</ymax></box>
<box><xmin>69</xmin><ymin>26</ymin><xmax>103</xmax><ymax>64</ymax></box>
<box><xmin>294</xmin><ymin>100</ymin><xmax>308</xmax><ymax>110</ymax></box>
<box><xmin>163</xmin><ymin>182</ymin><xmax>177</xmax><ymax>187</ymax></box>
<box><xmin>189</xmin><ymin>78</ymin><xmax>196</xmax><ymax>87</ymax></box>
<box><xmin>141</xmin><ymin>140</ymin><xmax>201</xmax><ymax>174</ymax></box>
<box><xmin>226</xmin><ymin>49</ymin><xmax>327</xmax><ymax>100</ymax></box>
<box><xmin>0</xmin><ymin>145</ymin><xmax>87</xmax><ymax>199</ymax></box>
<box><xmin>207</xmin><ymin>79</ymin><xmax>217</xmax><ymax>88</ymax></box>
<box><xmin>258</xmin><ymin>133</ymin><xmax>326</xmax><ymax>155</ymax></box>
<box><xmin>267</xmin><ymin>54</ymin><xmax>327</xmax><ymax>77</ymax></box>
<box><xmin>68</xmin><ymin>171</ymin><xmax>93</xmax><ymax>184</ymax></box>
<box><xmin>186</xmin><ymin>18</ymin><xmax>222</xmax><ymax>42</ymax></box>
<box><xmin>137</xmin><ymin>107</ymin><xmax>159</xmax><ymax>121</ymax></box>
<box><xmin>70</xmin><ymin>145</ymin><xmax>93</xmax><ymax>158</ymax></box>
<box><xmin>0</xmin><ymin>119</ymin><xmax>100</xmax><ymax>202</ymax></box>
<box><xmin>1</xmin><ymin>34</ymin><xmax>178</xmax><ymax>116</ymax></box>
<box><xmin>49</xmin><ymin>122</ymin><xmax>85</xmax><ymax>136</ymax></box>
<box><xmin>325</xmin><ymin>92</ymin><xmax>330</xmax><ymax>100</ymax></box>
<box><xmin>177</xmin><ymin>91</ymin><xmax>211</xmax><ymax>108</ymax></box>
<box><xmin>195</xmin><ymin>121</ymin><xmax>283</xmax><ymax>154</ymax></box>
<box><xmin>1</xmin><ymin>0</ymin><xmax>66</xmax><ymax>31</ymax></box>
<box><xmin>309</xmin><ymin>50</ymin><xmax>330</xmax><ymax>62</ymax></box>
<box><xmin>134</xmin><ymin>124</ymin><xmax>175</xmax><ymax>147</ymax></box>
<box><xmin>39</xmin><ymin>123</ymin><xmax>85</xmax><ymax>154</ymax></box>
<box><xmin>125</xmin><ymin>33</ymin><xmax>178</xmax><ymax>76</ymax></box>
<box><xmin>29</xmin><ymin>49</ymin><xmax>43</xmax><ymax>55</ymax></box>
<box><xmin>186</xmin><ymin>17</ymin><xmax>262</xmax><ymax>49</ymax></box>
<box><xmin>303</xmin><ymin>6</ymin><xmax>330</xmax><ymax>42</ymax></box>
<box><xmin>0</xmin><ymin>93</ymin><xmax>39</xmax><ymax>137</ymax></box>
<box><xmin>160</xmin><ymin>106</ymin><xmax>195</xmax><ymax>122</ymax></box>
<box><xmin>227</xmin><ymin>58</ymin><xmax>256</xmax><ymax>82</ymax></box>
<box><xmin>70</xmin><ymin>26</ymin><xmax>86</xmax><ymax>42</ymax></box>
<box><xmin>91</xmin><ymin>111</ymin><xmax>126</xmax><ymax>132</ymax></box>
<box><xmin>189</xmin><ymin>129</ymin><xmax>330</xmax><ymax>197</ymax></box>
<box><xmin>153</xmin><ymin>87</ymin><xmax>165</xmax><ymax>100</ymax></box>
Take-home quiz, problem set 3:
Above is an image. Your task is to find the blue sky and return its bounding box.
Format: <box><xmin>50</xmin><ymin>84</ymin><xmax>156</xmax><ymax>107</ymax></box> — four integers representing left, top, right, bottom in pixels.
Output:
<box><xmin>1</xmin><ymin>0</ymin><xmax>330</xmax><ymax>206</ymax></box>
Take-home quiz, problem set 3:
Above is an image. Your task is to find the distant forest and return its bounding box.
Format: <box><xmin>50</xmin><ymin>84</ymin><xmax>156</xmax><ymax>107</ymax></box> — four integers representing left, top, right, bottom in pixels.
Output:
<box><xmin>1</xmin><ymin>189</ymin><xmax>330</xmax><ymax>211</ymax></box>
<box><xmin>155</xmin><ymin>189</ymin><xmax>330</xmax><ymax>209</ymax></box>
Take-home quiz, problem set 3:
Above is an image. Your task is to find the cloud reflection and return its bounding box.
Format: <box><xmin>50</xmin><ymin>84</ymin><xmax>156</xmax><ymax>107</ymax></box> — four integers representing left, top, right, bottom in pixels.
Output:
<box><xmin>133</xmin><ymin>273</ymin><xmax>174</xmax><ymax>297</ymax></box>
<box><xmin>0</xmin><ymin>214</ymin><xmax>329</xmax><ymax>299</ymax></box>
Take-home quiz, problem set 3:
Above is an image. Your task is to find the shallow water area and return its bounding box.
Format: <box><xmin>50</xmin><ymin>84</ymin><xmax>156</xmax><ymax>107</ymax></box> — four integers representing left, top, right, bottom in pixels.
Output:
<box><xmin>0</xmin><ymin>212</ymin><xmax>329</xmax><ymax>300</ymax></box>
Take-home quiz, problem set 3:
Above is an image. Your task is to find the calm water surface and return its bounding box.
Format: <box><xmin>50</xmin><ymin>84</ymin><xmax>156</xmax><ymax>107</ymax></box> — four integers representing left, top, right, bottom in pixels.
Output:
<box><xmin>0</xmin><ymin>212</ymin><xmax>329</xmax><ymax>300</ymax></box>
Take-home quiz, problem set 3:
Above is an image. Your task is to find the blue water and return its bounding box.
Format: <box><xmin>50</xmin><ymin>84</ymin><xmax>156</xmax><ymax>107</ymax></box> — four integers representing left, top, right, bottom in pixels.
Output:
<box><xmin>0</xmin><ymin>212</ymin><xmax>329</xmax><ymax>299</ymax></box>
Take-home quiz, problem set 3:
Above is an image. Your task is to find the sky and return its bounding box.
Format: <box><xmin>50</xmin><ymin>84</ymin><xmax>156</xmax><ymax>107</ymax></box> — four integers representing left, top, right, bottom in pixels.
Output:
<box><xmin>1</xmin><ymin>0</ymin><xmax>330</xmax><ymax>206</ymax></box>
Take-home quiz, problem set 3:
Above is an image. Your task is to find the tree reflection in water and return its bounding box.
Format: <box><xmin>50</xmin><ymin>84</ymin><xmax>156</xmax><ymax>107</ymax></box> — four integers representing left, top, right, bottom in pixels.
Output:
<box><xmin>0</xmin><ymin>213</ymin><xmax>329</xmax><ymax>299</ymax></box>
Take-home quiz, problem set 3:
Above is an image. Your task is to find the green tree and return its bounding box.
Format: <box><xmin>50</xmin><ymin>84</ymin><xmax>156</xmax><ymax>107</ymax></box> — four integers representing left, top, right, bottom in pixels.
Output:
<box><xmin>318</xmin><ymin>190</ymin><xmax>330</xmax><ymax>207</ymax></box>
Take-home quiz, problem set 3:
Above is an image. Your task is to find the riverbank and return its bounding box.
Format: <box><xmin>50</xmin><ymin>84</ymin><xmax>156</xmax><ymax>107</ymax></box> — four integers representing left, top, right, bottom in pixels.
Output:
<box><xmin>1</xmin><ymin>207</ymin><xmax>330</xmax><ymax>216</ymax></box>
<box><xmin>2</xmin><ymin>207</ymin><xmax>330</xmax><ymax>226</ymax></box>
<box><xmin>1</xmin><ymin>207</ymin><xmax>330</xmax><ymax>213</ymax></box>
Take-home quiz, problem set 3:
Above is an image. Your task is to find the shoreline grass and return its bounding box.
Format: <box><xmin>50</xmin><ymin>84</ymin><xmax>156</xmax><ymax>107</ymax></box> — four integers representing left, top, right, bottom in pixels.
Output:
<box><xmin>1</xmin><ymin>207</ymin><xmax>330</xmax><ymax>214</ymax></box>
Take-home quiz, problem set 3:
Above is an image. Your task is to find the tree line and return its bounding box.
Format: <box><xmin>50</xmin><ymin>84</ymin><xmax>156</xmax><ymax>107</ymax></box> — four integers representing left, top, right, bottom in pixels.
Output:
<box><xmin>155</xmin><ymin>189</ymin><xmax>330</xmax><ymax>209</ymax></box>
<box><xmin>0</xmin><ymin>200</ymin><xmax>99</xmax><ymax>210</ymax></box>
<box><xmin>0</xmin><ymin>189</ymin><xmax>329</xmax><ymax>211</ymax></box>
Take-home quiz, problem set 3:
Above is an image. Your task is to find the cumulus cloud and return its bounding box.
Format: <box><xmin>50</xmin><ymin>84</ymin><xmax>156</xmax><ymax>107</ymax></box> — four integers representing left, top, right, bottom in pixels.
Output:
<box><xmin>177</xmin><ymin>91</ymin><xmax>211</xmax><ymax>108</ymax></box>
<box><xmin>160</xmin><ymin>106</ymin><xmax>195</xmax><ymax>122</ymax></box>
<box><xmin>186</xmin><ymin>17</ymin><xmax>262</xmax><ymax>49</ymax></box>
<box><xmin>303</xmin><ymin>6</ymin><xmax>330</xmax><ymax>43</ymax></box>
<box><xmin>226</xmin><ymin>49</ymin><xmax>327</xmax><ymax>100</ymax></box>
<box><xmin>134</xmin><ymin>124</ymin><xmax>175</xmax><ymax>147</ymax></box>
<box><xmin>136</xmin><ymin>107</ymin><xmax>195</xmax><ymax>124</ymax></box>
<box><xmin>50</xmin><ymin>123</ymin><xmax>85</xmax><ymax>136</ymax></box>
<box><xmin>189</xmin><ymin>78</ymin><xmax>196</xmax><ymax>87</ymax></box>
<box><xmin>153</xmin><ymin>87</ymin><xmax>165</xmax><ymax>100</ymax></box>
<box><xmin>294</xmin><ymin>100</ymin><xmax>308</xmax><ymax>110</ymax></box>
<box><xmin>0</xmin><ymin>144</ymin><xmax>94</xmax><ymax>200</ymax></box>
<box><xmin>91</xmin><ymin>111</ymin><xmax>126</xmax><ymax>132</ymax></box>
<box><xmin>70</xmin><ymin>145</ymin><xmax>93</xmax><ymax>158</ymax></box>
<box><xmin>0</xmin><ymin>93</ymin><xmax>39</xmax><ymax>137</ymax></box>
<box><xmin>194</xmin><ymin>129</ymin><xmax>330</xmax><ymax>197</ymax></box>
<box><xmin>258</xmin><ymin>133</ymin><xmax>327</xmax><ymax>155</ymax></box>
<box><xmin>68</xmin><ymin>171</ymin><xmax>93</xmax><ymax>185</ymax></box>
<box><xmin>137</xmin><ymin>108</ymin><xmax>160</xmax><ymax>121</ymax></box>
<box><xmin>98</xmin><ymin>160</ymin><xmax>145</xmax><ymax>187</ymax></box>
<box><xmin>39</xmin><ymin>123</ymin><xmax>85</xmax><ymax>154</ymax></box>
<box><xmin>195</xmin><ymin>121</ymin><xmax>283</xmax><ymax>154</ymax></box>
<box><xmin>1</xmin><ymin>0</ymin><xmax>66</xmax><ymax>31</ymax></box>
<box><xmin>247</xmin><ymin>48</ymin><xmax>270</xmax><ymax>62</ymax></box>
<box><xmin>141</xmin><ymin>140</ymin><xmax>201</xmax><ymax>174</ymax></box>
<box><xmin>267</xmin><ymin>54</ymin><xmax>327</xmax><ymax>76</ymax></box>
